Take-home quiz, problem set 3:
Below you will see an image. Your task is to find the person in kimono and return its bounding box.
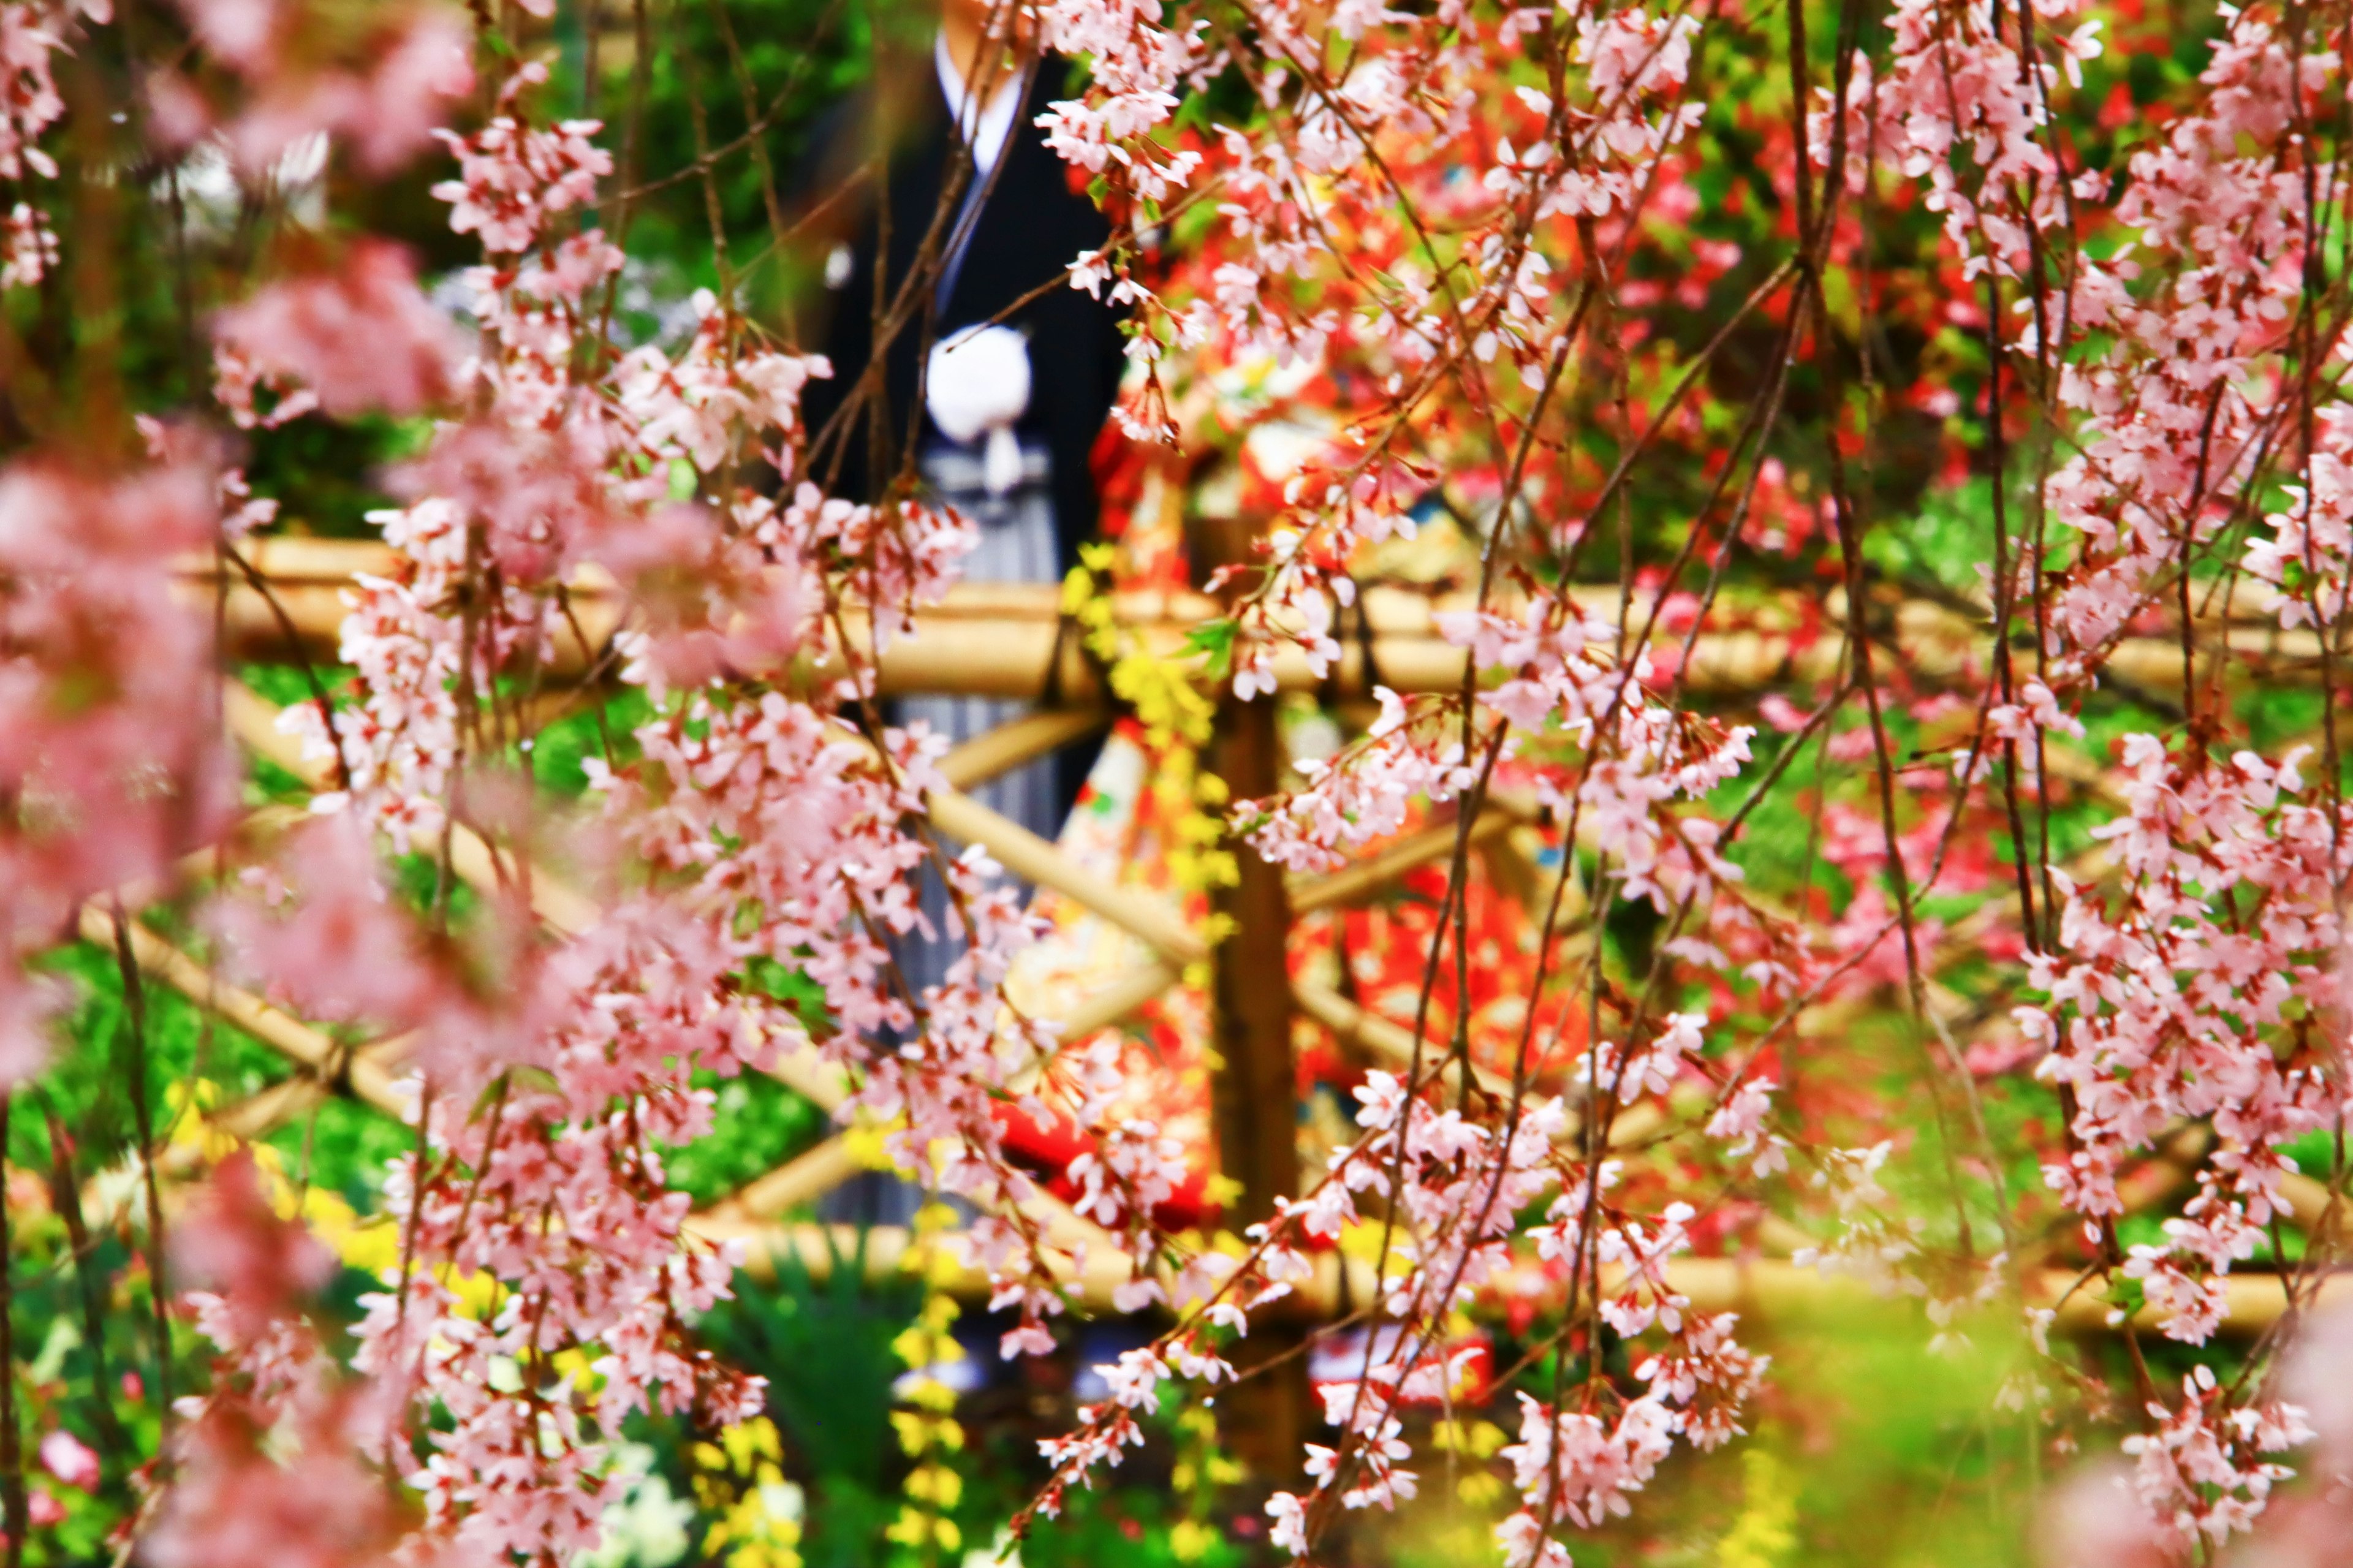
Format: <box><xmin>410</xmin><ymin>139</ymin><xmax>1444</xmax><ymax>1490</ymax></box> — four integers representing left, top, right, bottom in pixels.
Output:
<box><xmin>797</xmin><ymin>0</ymin><xmax>1125</xmax><ymax>848</ymax></box>
<box><xmin>792</xmin><ymin>0</ymin><xmax>1127</xmax><ymax>1225</ymax></box>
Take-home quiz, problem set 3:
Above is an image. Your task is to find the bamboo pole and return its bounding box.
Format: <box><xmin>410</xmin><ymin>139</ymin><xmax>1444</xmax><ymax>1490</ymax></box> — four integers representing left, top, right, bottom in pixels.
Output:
<box><xmin>1207</xmin><ymin>663</ymin><xmax>1298</xmax><ymax>1232</ymax></box>
<box><xmin>1289</xmin><ymin>809</ymin><xmax>1517</xmax><ymax>915</ymax></box>
<box><xmin>831</xmin><ymin>616</ymin><xmax>1477</xmax><ymax>702</ymax></box>
<box><xmin>1199</xmin><ymin>515</ymin><xmax>1310</xmax><ymax>1472</ymax></box>
<box><xmin>203</xmin><ymin>1074</ymin><xmax>332</xmax><ymax>1143</ymax></box>
<box><xmin>1290</xmin><ymin>980</ymin><xmax>1681</xmax><ymax>1162</ymax></box>
<box><xmin>221</xmin><ymin>681</ymin><xmax>605</xmax><ymax>935</ymax></box>
<box><xmin>77</xmin><ymin>906</ymin><xmax>411</xmax><ymax>1120</ymax></box>
<box><xmin>1034</xmin><ymin>960</ymin><xmax>1181</xmax><ymax>1042</ymax></box>
<box><xmin>938</xmin><ymin>708</ymin><xmax>1110</xmax><ymax>791</ymax></box>
<box><xmin>183</xmin><ymin>545</ymin><xmax>2331</xmax><ymax>699</ymax></box>
<box><xmin>204</xmin><ymin>599</ymin><xmax>2352</xmax><ymax>1326</ymax></box>
<box><xmin>702</xmin><ymin>1137</ymin><xmax>870</xmax><ymax>1223</ymax></box>
<box><xmin>927</xmin><ymin>787</ymin><xmax>1207</xmax><ymax>964</ymax></box>
<box><xmin>688</xmin><ymin>1221</ymin><xmax>2346</xmax><ymax>1336</ymax></box>
<box><xmin>197</xmin><ymin>1032</ymin><xmax>416</xmax><ymax>1149</ymax></box>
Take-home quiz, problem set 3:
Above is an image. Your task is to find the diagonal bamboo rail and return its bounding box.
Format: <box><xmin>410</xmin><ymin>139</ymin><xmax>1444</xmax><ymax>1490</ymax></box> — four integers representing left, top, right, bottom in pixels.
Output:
<box><xmin>79</xmin><ymin>905</ymin><xmax>412</xmax><ymax>1119</ymax></box>
<box><xmin>218</xmin><ymin>682</ymin><xmax>1151</xmax><ymax>1260</ymax></box>
<box><xmin>219</xmin><ymin>682</ymin><xmax>2336</xmax><ymax>1257</ymax></box>
<box><xmin>1289</xmin><ymin>809</ymin><xmax>1518</xmax><ymax>915</ymax></box>
<box><xmin>82</xmin><ymin>888</ymin><xmax>2337</xmax><ymax>1342</ymax></box>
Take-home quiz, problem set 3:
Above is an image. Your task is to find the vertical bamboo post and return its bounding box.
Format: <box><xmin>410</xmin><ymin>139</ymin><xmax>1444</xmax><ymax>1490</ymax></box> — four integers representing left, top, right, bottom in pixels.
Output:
<box><xmin>1195</xmin><ymin>512</ymin><xmax>1307</xmax><ymax>1485</ymax></box>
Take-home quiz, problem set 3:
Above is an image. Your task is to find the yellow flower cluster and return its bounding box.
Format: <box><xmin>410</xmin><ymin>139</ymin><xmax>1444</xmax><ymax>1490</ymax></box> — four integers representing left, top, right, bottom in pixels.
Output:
<box><xmin>1165</xmin><ymin>1400</ymin><xmax>1241</xmax><ymax>1562</ymax></box>
<box><xmin>887</xmin><ymin>1203</ymin><xmax>970</xmax><ymax>1559</ymax></box>
<box><xmin>691</xmin><ymin>1416</ymin><xmax>805</xmax><ymax>1568</ymax></box>
<box><xmin>1715</xmin><ymin>1449</ymin><xmax>1797</xmax><ymax>1568</ymax></box>
<box><xmin>1429</xmin><ymin>1417</ymin><xmax>1508</xmax><ymax>1507</ymax></box>
<box><xmin>1061</xmin><ymin>546</ymin><xmax>1240</xmax><ymax>984</ymax></box>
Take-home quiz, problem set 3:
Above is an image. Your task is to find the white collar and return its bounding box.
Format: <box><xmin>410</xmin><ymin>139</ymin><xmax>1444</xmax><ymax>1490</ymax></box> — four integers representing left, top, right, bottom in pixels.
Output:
<box><xmin>934</xmin><ymin>31</ymin><xmax>1025</xmax><ymax>181</ymax></box>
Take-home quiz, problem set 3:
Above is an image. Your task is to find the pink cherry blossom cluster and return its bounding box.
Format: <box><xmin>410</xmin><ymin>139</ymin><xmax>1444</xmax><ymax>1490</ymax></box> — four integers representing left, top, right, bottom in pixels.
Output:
<box><xmin>1813</xmin><ymin>0</ymin><xmax>2090</xmax><ymax>282</ymax></box>
<box><xmin>2119</xmin><ymin>1365</ymin><xmax>2313</xmax><ymax>1554</ymax></box>
<box><xmin>0</xmin><ymin>0</ymin><xmax>77</xmax><ymax>187</ymax></box>
<box><xmin>12</xmin><ymin>0</ymin><xmax>2353</xmax><ymax>1558</ymax></box>
<box><xmin>148</xmin><ymin>0</ymin><xmax>474</xmax><ymax>176</ymax></box>
<box><xmin>1260</xmin><ymin>1075</ymin><xmax>1571</xmax><ymax>1541</ymax></box>
<box><xmin>1832</xmin><ymin>0</ymin><xmax>2353</xmax><ymax>1544</ymax></box>
<box><xmin>2017</xmin><ymin>7</ymin><xmax>2318</xmax><ymax>675</ymax></box>
<box><xmin>0</xmin><ymin>459</ymin><xmax>233</xmax><ymax>1081</ymax></box>
<box><xmin>237</xmin><ymin>46</ymin><xmax>1123</xmax><ymax>1552</ymax></box>
<box><xmin>0</xmin><ymin>0</ymin><xmax>102</xmax><ymax>293</ymax></box>
<box><xmin>1019</xmin><ymin>984</ymin><xmax>1771</xmax><ymax>1562</ymax></box>
<box><xmin>343</xmin><ymin>901</ymin><xmax>771</xmax><ymax>1560</ymax></box>
<box><xmin>2040</xmin><ymin>1306</ymin><xmax>2353</xmax><ymax>1566</ymax></box>
<box><xmin>1490</xmin><ymin>1393</ymin><xmax>1677</xmax><ymax>1568</ymax></box>
<box><xmin>1016</xmin><ymin>0</ymin><xmax>1800</xmax><ymax>1558</ymax></box>
<box><xmin>148</xmin><ymin>1153</ymin><xmax>467</xmax><ymax>1568</ymax></box>
<box><xmin>202</xmin><ymin>821</ymin><xmax>771</xmax><ymax>1558</ymax></box>
<box><xmin>212</xmin><ymin>240</ymin><xmax>466</xmax><ymax>428</ymax></box>
<box><xmin>0</xmin><ymin>195</ymin><xmax>53</xmax><ymax>288</ymax></box>
<box><xmin>2020</xmin><ymin>738</ymin><xmax>2347</xmax><ymax>1344</ymax></box>
<box><xmin>1241</xmin><ymin>689</ymin><xmax>1480</xmax><ymax>874</ymax></box>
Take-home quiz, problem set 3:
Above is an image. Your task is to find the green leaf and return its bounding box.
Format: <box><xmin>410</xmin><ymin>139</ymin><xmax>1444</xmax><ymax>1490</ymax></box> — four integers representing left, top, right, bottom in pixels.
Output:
<box><xmin>1183</xmin><ymin>618</ymin><xmax>1239</xmax><ymax>679</ymax></box>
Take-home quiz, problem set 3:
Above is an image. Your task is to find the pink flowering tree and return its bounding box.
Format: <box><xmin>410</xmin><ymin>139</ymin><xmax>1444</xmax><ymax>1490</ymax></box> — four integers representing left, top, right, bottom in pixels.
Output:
<box><xmin>2</xmin><ymin>0</ymin><xmax>2353</xmax><ymax>1563</ymax></box>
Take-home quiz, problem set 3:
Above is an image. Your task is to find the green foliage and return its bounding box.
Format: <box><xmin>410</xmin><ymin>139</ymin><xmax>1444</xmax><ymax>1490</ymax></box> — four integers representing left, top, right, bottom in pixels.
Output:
<box><xmin>1460</xmin><ymin>1309</ymin><xmax>2044</xmax><ymax>1568</ymax></box>
<box><xmin>746</xmin><ymin>956</ymin><xmax>838</xmax><ymax>1036</ymax></box>
<box><xmin>1862</xmin><ymin>478</ymin><xmax>2001</xmax><ymax>602</ymax></box>
<box><xmin>533</xmin><ymin>688</ymin><xmax>656</xmax><ymax>796</ymax></box>
<box><xmin>1016</xmin><ymin>1480</ymin><xmax>1245</xmax><ymax>1568</ymax></box>
<box><xmin>240</xmin><ymin>412</ymin><xmax>430</xmax><ymax>539</ymax></box>
<box><xmin>6</xmin><ymin>1284</ymin><xmax>173</xmax><ymax>1568</ymax></box>
<box><xmin>665</xmin><ymin>1070</ymin><xmax>830</xmax><ymax>1207</ymax></box>
<box><xmin>551</xmin><ymin>0</ymin><xmax>909</xmax><ymax>328</ymax></box>
<box><xmin>1757</xmin><ymin>1318</ymin><xmax>2036</xmax><ymax>1567</ymax></box>
<box><xmin>268</xmin><ymin>1095</ymin><xmax>415</xmax><ymax>1210</ymax></box>
<box><xmin>698</xmin><ymin>1246</ymin><xmax>925</xmax><ymax>1568</ymax></box>
<box><xmin>13</xmin><ymin>943</ymin><xmax>297</xmax><ymax>1175</ymax></box>
<box><xmin>388</xmin><ymin>847</ymin><xmax>483</xmax><ymax>924</ymax></box>
<box><xmin>237</xmin><ymin>664</ymin><xmax>347</xmax><ymax>806</ymax></box>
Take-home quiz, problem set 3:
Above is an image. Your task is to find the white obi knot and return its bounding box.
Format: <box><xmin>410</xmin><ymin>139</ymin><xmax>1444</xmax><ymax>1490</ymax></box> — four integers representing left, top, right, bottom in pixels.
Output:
<box><xmin>925</xmin><ymin>323</ymin><xmax>1031</xmax><ymax>496</ymax></box>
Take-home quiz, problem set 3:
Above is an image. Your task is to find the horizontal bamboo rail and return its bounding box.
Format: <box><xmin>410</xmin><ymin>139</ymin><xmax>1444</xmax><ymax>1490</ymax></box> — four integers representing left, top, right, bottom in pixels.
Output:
<box><xmin>694</xmin><ymin>1218</ymin><xmax>1381</xmax><ymax>1319</ymax></box>
<box><xmin>686</xmin><ymin>1220</ymin><xmax>2348</xmax><ymax>1336</ymax></box>
<box><xmin>181</xmin><ymin>540</ymin><xmax>2336</xmax><ymax>702</ymax></box>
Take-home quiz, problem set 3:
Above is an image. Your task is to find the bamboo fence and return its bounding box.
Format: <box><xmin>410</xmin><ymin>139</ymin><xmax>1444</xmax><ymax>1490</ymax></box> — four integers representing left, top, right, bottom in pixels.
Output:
<box><xmin>69</xmin><ymin>542</ymin><xmax>2343</xmax><ymax>1350</ymax></box>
